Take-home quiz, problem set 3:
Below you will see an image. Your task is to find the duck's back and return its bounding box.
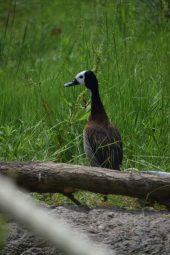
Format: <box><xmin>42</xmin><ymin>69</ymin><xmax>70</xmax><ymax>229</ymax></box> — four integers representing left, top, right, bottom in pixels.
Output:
<box><xmin>84</xmin><ymin>122</ymin><xmax>123</xmax><ymax>170</ymax></box>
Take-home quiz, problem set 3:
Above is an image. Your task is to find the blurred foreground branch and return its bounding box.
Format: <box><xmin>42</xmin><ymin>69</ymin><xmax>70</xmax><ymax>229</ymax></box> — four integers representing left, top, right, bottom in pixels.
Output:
<box><xmin>0</xmin><ymin>162</ymin><xmax>170</xmax><ymax>205</ymax></box>
<box><xmin>0</xmin><ymin>175</ymin><xmax>111</xmax><ymax>255</ymax></box>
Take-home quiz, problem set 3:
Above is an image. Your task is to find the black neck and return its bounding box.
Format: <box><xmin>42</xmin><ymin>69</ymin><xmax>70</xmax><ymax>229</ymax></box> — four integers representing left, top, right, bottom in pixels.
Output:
<box><xmin>89</xmin><ymin>86</ymin><xmax>109</xmax><ymax>122</ymax></box>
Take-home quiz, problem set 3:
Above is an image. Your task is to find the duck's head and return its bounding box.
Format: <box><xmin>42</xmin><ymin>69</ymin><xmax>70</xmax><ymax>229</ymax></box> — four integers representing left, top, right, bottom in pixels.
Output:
<box><xmin>64</xmin><ymin>70</ymin><xmax>98</xmax><ymax>91</ymax></box>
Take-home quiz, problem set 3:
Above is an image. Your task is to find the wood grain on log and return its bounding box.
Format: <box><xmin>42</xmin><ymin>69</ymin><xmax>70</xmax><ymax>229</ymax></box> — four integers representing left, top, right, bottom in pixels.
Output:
<box><xmin>0</xmin><ymin>162</ymin><xmax>170</xmax><ymax>204</ymax></box>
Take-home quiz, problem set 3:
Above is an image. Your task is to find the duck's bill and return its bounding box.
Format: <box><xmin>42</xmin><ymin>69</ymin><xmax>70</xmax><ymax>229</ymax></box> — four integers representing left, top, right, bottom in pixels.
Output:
<box><xmin>64</xmin><ymin>79</ymin><xmax>79</xmax><ymax>87</ymax></box>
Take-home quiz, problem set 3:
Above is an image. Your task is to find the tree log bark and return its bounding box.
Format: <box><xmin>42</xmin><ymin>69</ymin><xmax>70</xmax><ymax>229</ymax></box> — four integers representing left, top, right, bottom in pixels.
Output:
<box><xmin>0</xmin><ymin>162</ymin><xmax>170</xmax><ymax>204</ymax></box>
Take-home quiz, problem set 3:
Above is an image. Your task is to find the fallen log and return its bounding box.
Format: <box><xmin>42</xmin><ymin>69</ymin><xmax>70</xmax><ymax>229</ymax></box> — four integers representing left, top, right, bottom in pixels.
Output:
<box><xmin>0</xmin><ymin>162</ymin><xmax>170</xmax><ymax>205</ymax></box>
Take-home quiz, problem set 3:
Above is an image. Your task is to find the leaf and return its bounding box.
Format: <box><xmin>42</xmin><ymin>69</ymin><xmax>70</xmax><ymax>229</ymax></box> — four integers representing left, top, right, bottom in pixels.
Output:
<box><xmin>78</xmin><ymin>112</ymin><xmax>89</xmax><ymax>122</ymax></box>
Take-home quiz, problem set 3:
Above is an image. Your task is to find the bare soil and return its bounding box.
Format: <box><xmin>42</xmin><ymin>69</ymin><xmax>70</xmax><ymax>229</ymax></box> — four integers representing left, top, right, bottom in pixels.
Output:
<box><xmin>1</xmin><ymin>205</ymin><xmax>170</xmax><ymax>255</ymax></box>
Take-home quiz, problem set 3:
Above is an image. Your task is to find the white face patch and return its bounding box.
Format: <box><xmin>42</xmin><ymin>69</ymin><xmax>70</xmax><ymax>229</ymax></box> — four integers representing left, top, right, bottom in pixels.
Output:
<box><xmin>75</xmin><ymin>70</ymin><xmax>87</xmax><ymax>85</ymax></box>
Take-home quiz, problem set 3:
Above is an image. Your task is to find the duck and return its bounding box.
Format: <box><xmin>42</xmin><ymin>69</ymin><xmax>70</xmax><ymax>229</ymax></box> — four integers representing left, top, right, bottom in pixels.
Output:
<box><xmin>64</xmin><ymin>70</ymin><xmax>123</xmax><ymax>170</ymax></box>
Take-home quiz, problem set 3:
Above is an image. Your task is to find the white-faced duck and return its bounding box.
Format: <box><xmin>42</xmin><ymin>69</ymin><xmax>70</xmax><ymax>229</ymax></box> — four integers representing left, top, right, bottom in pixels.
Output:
<box><xmin>64</xmin><ymin>70</ymin><xmax>123</xmax><ymax>171</ymax></box>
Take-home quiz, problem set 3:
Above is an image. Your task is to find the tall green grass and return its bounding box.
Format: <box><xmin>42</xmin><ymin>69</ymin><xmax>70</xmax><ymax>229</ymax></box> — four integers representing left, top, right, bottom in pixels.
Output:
<box><xmin>0</xmin><ymin>2</ymin><xmax>169</xmax><ymax>249</ymax></box>
<box><xmin>0</xmin><ymin>0</ymin><xmax>169</xmax><ymax>171</ymax></box>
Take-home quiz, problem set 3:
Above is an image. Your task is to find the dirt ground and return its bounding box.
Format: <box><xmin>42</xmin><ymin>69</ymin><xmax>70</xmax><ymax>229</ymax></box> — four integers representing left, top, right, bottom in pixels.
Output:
<box><xmin>1</xmin><ymin>205</ymin><xmax>170</xmax><ymax>255</ymax></box>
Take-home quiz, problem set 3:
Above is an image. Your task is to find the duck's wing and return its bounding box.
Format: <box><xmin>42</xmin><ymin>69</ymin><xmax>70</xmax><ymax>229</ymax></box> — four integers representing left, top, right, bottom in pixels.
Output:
<box><xmin>84</xmin><ymin>124</ymin><xmax>123</xmax><ymax>170</ymax></box>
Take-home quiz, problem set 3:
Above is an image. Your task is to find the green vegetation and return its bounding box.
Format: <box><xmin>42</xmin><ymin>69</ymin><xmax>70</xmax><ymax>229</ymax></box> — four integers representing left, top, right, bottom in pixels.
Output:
<box><xmin>0</xmin><ymin>0</ymin><xmax>169</xmax><ymax>209</ymax></box>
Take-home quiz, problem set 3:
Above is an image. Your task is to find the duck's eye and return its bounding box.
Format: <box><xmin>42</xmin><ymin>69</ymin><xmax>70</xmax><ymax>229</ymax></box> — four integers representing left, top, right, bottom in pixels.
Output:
<box><xmin>79</xmin><ymin>75</ymin><xmax>83</xmax><ymax>79</ymax></box>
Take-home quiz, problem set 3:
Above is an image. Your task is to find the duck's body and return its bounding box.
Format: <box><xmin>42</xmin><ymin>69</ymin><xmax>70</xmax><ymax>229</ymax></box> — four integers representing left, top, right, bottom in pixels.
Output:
<box><xmin>84</xmin><ymin>121</ymin><xmax>122</xmax><ymax>170</ymax></box>
<box><xmin>65</xmin><ymin>70</ymin><xmax>123</xmax><ymax>170</ymax></box>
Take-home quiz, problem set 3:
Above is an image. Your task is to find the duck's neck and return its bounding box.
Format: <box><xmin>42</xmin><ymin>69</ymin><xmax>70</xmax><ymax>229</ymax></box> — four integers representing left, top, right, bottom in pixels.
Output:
<box><xmin>89</xmin><ymin>86</ymin><xmax>109</xmax><ymax>123</ymax></box>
